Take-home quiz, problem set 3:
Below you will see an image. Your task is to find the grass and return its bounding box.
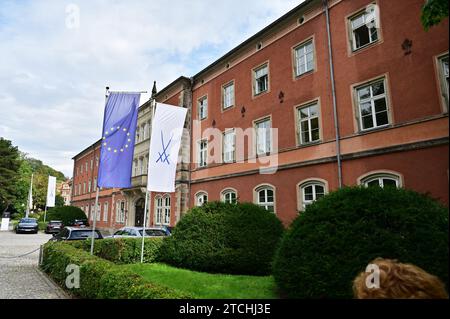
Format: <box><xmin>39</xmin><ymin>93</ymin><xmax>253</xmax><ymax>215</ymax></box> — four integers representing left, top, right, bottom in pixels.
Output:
<box><xmin>123</xmin><ymin>263</ymin><xmax>279</xmax><ymax>299</ymax></box>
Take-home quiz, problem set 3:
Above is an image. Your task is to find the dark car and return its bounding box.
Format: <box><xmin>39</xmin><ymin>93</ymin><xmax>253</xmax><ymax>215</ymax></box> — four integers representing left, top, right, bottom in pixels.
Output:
<box><xmin>108</xmin><ymin>227</ymin><xmax>170</xmax><ymax>239</ymax></box>
<box><xmin>49</xmin><ymin>227</ymin><xmax>103</xmax><ymax>242</ymax></box>
<box><xmin>72</xmin><ymin>219</ymin><xmax>89</xmax><ymax>228</ymax></box>
<box><xmin>45</xmin><ymin>220</ymin><xmax>63</xmax><ymax>234</ymax></box>
<box><xmin>16</xmin><ymin>218</ymin><xmax>39</xmax><ymax>234</ymax></box>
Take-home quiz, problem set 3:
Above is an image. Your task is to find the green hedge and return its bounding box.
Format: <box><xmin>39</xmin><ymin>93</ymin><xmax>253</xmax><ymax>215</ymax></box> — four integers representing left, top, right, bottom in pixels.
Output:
<box><xmin>68</xmin><ymin>238</ymin><xmax>164</xmax><ymax>264</ymax></box>
<box><xmin>159</xmin><ymin>202</ymin><xmax>285</xmax><ymax>275</ymax></box>
<box><xmin>44</xmin><ymin>206</ymin><xmax>87</xmax><ymax>226</ymax></box>
<box><xmin>38</xmin><ymin>222</ymin><xmax>48</xmax><ymax>231</ymax></box>
<box><xmin>41</xmin><ymin>242</ymin><xmax>191</xmax><ymax>299</ymax></box>
<box><xmin>273</xmin><ymin>186</ymin><xmax>449</xmax><ymax>298</ymax></box>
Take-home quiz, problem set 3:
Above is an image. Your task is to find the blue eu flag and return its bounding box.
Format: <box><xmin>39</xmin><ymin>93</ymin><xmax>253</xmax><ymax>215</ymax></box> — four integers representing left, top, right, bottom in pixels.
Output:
<box><xmin>97</xmin><ymin>92</ymin><xmax>140</xmax><ymax>188</ymax></box>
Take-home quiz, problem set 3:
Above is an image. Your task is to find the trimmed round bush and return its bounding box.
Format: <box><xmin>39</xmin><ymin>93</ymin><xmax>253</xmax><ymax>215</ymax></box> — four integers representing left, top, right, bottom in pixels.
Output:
<box><xmin>273</xmin><ymin>187</ymin><xmax>449</xmax><ymax>298</ymax></box>
<box><xmin>159</xmin><ymin>202</ymin><xmax>285</xmax><ymax>275</ymax></box>
<box><xmin>45</xmin><ymin>206</ymin><xmax>87</xmax><ymax>226</ymax></box>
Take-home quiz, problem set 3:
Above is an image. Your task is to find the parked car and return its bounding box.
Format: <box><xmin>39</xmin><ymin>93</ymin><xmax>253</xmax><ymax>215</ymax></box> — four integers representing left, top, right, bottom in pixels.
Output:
<box><xmin>16</xmin><ymin>218</ymin><xmax>38</xmax><ymax>234</ymax></box>
<box><xmin>71</xmin><ymin>219</ymin><xmax>89</xmax><ymax>228</ymax></box>
<box><xmin>109</xmin><ymin>226</ymin><xmax>170</xmax><ymax>239</ymax></box>
<box><xmin>48</xmin><ymin>227</ymin><xmax>103</xmax><ymax>242</ymax></box>
<box><xmin>45</xmin><ymin>220</ymin><xmax>63</xmax><ymax>234</ymax></box>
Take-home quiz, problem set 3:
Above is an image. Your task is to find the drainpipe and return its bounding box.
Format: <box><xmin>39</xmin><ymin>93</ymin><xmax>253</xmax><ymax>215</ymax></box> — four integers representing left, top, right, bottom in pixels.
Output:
<box><xmin>323</xmin><ymin>0</ymin><xmax>343</xmax><ymax>188</ymax></box>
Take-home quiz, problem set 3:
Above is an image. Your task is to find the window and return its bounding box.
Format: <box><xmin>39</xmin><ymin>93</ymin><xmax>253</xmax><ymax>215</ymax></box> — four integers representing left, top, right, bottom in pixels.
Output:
<box><xmin>90</xmin><ymin>204</ymin><xmax>94</xmax><ymax>221</ymax></box>
<box><xmin>90</xmin><ymin>159</ymin><xmax>93</xmax><ymax>170</ymax></box>
<box><xmin>80</xmin><ymin>165</ymin><xmax>83</xmax><ymax>174</ymax></box>
<box><xmin>356</xmin><ymin>78</ymin><xmax>389</xmax><ymax>130</ymax></box>
<box><xmin>196</xmin><ymin>192</ymin><xmax>208</xmax><ymax>207</ymax></box>
<box><xmin>93</xmin><ymin>178</ymin><xmax>97</xmax><ymax>191</ymax></box>
<box><xmin>223</xmin><ymin>130</ymin><xmax>235</xmax><ymax>163</ymax></box>
<box><xmin>256</xmin><ymin>186</ymin><xmax>274</xmax><ymax>212</ymax></box>
<box><xmin>439</xmin><ymin>55</ymin><xmax>449</xmax><ymax>110</ymax></box>
<box><xmin>133</xmin><ymin>160</ymin><xmax>138</xmax><ymax>176</ymax></box>
<box><xmin>255</xmin><ymin>118</ymin><xmax>272</xmax><ymax>155</ymax></box>
<box><xmin>361</xmin><ymin>173</ymin><xmax>400</xmax><ymax>188</ymax></box>
<box><xmin>76</xmin><ymin>167</ymin><xmax>79</xmax><ymax>176</ymax></box>
<box><xmin>300</xmin><ymin>182</ymin><xmax>326</xmax><ymax>211</ymax></box>
<box><xmin>97</xmin><ymin>203</ymin><xmax>101</xmax><ymax>221</ymax></box>
<box><xmin>103</xmin><ymin>202</ymin><xmax>108</xmax><ymax>222</ymax></box>
<box><xmin>350</xmin><ymin>6</ymin><xmax>379</xmax><ymax>51</ymax></box>
<box><xmin>163</xmin><ymin>196</ymin><xmax>171</xmax><ymax>226</ymax></box>
<box><xmin>116</xmin><ymin>201</ymin><xmax>125</xmax><ymax>223</ymax></box>
<box><xmin>88</xmin><ymin>180</ymin><xmax>91</xmax><ymax>193</ymax></box>
<box><xmin>85</xmin><ymin>162</ymin><xmax>88</xmax><ymax>172</ymax></box>
<box><xmin>223</xmin><ymin>82</ymin><xmax>235</xmax><ymax>109</ymax></box>
<box><xmin>222</xmin><ymin>189</ymin><xmax>237</xmax><ymax>204</ymax></box>
<box><xmin>294</xmin><ymin>40</ymin><xmax>314</xmax><ymax>76</ymax></box>
<box><xmin>78</xmin><ymin>184</ymin><xmax>81</xmax><ymax>196</ymax></box>
<box><xmin>96</xmin><ymin>156</ymin><xmax>99</xmax><ymax>167</ymax></box>
<box><xmin>136</xmin><ymin>130</ymin><xmax>140</xmax><ymax>144</ymax></box>
<box><xmin>298</xmin><ymin>103</ymin><xmax>320</xmax><ymax>144</ymax></box>
<box><xmin>139</xmin><ymin>157</ymin><xmax>144</xmax><ymax>175</ymax></box>
<box><xmin>198</xmin><ymin>140</ymin><xmax>208</xmax><ymax>168</ymax></box>
<box><xmin>83</xmin><ymin>182</ymin><xmax>86</xmax><ymax>194</ymax></box>
<box><xmin>198</xmin><ymin>96</ymin><xmax>208</xmax><ymax>120</ymax></box>
<box><xmin>155</xmin><ymin>197</ymin><xmax>163</xmax><ymax>225</ymax></box>
<box><xmin>144</xmin><ymin>123</ymin><xmax>148</xmax><ymax>140</ymax></box>
<box><xmin>254</xmin><ymin>64</ymin><xmax>269</xmax><ymax>95</ymax></box>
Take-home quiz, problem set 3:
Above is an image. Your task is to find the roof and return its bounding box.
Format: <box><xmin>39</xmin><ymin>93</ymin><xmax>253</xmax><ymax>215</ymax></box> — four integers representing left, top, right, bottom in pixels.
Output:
<box><xmin>154</xmin><ymin>76</ymin><xmax>191</xmax><ymax>100</ymax></box>
<box><xmin>72</xmin><ymin>139</ymin><xmax>102</xmax><ymax>160</ymax></box>
<box><xmin>193</xmin><ymin>0</ymin><xmax>316</xmax><ymax>81</ymax></box>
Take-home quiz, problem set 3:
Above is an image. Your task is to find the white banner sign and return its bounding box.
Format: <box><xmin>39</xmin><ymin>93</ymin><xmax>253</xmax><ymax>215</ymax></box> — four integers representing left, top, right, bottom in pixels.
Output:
<box><xmin>46</xmin><ymin>176</ymin><xmax>57</xmax><ymax>207</ymax></box>
<box><xmin>147</xmin><ymin>103</ymin><xmax>187</xmax><ymax>192</ymax></box>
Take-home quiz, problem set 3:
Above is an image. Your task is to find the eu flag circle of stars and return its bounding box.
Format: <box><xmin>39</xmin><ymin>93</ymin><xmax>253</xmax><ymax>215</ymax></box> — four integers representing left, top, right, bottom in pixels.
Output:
<box><xmin>102</xmin><ymin>125</ymin><xmax>132</xmax><ymax>154</ymax></box>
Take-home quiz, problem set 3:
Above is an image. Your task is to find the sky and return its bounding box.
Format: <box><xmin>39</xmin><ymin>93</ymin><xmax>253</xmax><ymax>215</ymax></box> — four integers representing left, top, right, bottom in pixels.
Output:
<box><xmin>0</xmin><ymin>0</ymin><xmax>302</xmax><ymax>177</ymax></box>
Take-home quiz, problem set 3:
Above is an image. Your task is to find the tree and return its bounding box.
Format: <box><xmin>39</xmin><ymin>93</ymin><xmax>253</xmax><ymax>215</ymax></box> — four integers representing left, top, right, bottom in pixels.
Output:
<box><xmin>11</xmin><ymin>156</ymin><xmax>32</xmax><ymax>215</ymax></box>
<box><xmin>0</xmin><ymin>138</ymin><xmax>21</xmax><ymax>213</ymax></box>
<box><xmin>421</xmin><ymin>0</ymin><xmax>449</xmax><ymax>31</ymax></box>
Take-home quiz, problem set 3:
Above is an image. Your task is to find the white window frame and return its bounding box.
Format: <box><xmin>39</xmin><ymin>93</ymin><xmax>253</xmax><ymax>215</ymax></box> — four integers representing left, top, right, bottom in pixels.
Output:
<box><xmin>96</xmin><ymin>203</ymin><xmax>101</xmax><ymax>221</ymax></box>
<box><xmin>221</xmin><ymin>189</ymin><xmax>237</xmax><ymax>204</ymax></box>
<box><xmin>361</xmin><ymin>173</ymin><xmax>400</xmax><ymax>188</ymax></box>
<box><xmin>253</xmin><ymin>63</ymin><xmax>269</xmax><ymax>96</ymax></box>
<box><xmin>198</xmin><ymin>96</ymin><xmax>208</xmax><ymax>120</ymax></box>
<box><xmin>294</xmin><ymin>39</ymin><xmax>314</xmax><ymax>77</ymax></box>
<box><xmin>222</xmin><ymin>81</ymin><xmax>235</xmax><ymax>109</ymax></box>
<box><xmin>298</xmin><ymin>102</ymin><xmax>320</xmax><ymax>145</ymax></box>
<box><xmin>438</xmin><ymin>54</ymin><xmax>449</xmax><ymax>112</ymax></box>
<box><xmin>195</xmin><ymin>192</ymin><xmax>208</xmax><ymax>207</ymax></box>
<box><xmin>198</xmin><ymin>139</ymin><xmax>208</xmax><ymax>168</ymax></box>
<box><xmin>223</xmin><ymin>130</ymin><xmax>236</xmax><ymax>163</ymax></box>
<box><xmin>163</xmin><ymin>196</ymin><xmax>171</xmax><ymax>226</ymax></box>
<box><xmin>255</xmin><ymin>185</ymin><xmax>275</xmax><ymax>213</ymax></box>
<box><xmin>255</xmin><ymin>118</ymin><xmax>272</xmax><ymax>155</ymax></box>
<box><xmin>356</xmin><ymin>78</ymin><xmax>390</xmax><ymax>131</ymax></box>
<box><xmin>103</xmin><ymin>202</ymin><xmax>108</xmax><ymax>222</ymax></box>
<box><xmin>350</xmin><ymin>6</ymin><xmax>379</xmax><ymax>51</ymax></box>
<box><xmin>300</xmin><ymin>181</ymin><xmax>326</xmax><ymax>211</ymax></box>
<box><xmin>155</xmin><ymin>196</ymin><xmax>163</xmax><ymax>226</ymax></box>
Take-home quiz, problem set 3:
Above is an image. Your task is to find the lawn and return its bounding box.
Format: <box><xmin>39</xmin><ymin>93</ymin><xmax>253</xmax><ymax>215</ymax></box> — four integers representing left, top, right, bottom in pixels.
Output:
<box><xmin>123</xmin><ymin>263</ymin><xmax>279</xmax><ymax>299</ymax></box>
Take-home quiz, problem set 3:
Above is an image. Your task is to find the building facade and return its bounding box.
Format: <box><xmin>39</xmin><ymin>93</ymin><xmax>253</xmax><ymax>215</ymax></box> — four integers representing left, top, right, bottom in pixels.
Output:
<box><xmin>71</xmin><ymin>140</ymin><xmax>126</xmax><ymax>232</ymax></box>
<box><xmin>58</xmin><ymin>179</ymin><xmax>72</xmax><ymax>206</ymax></box>
<box><xmin>71</xmin><ymin>0</ymin><xmax>448</xmax><ymax>231</ymax></box>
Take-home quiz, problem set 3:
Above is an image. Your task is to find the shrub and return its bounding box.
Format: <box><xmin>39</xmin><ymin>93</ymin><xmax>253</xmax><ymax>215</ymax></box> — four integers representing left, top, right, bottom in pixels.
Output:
<box><xmin>159</xmin><ymin>202</ymin><xmax>285</xmax><ymax>275</ymax></box>
<box><xmin>68</xmin><ymin>237</ymin><xmax>164</xmax><ymax>264</ymax></box>
<box><xmin>273</xmin><ymin>187</ymin><xmax>449</xmax><ymax>298</ymax></box>
<box><xmin>38</xmin><ymin>221</ymin><xmax>48</xmax><ymax>231</ymax></box>
<box><xmin>45</xmin><ymin>206</ymin><xmax>87</xmax><ymax>226</ymax></box>
<box><xmin>41</xmin><ymin>242</ymin><xmax>190</xmax><ymax>299</ymax></box>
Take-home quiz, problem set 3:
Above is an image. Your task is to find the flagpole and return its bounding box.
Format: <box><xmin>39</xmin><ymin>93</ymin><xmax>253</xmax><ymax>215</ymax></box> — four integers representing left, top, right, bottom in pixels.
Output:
<box><xmin>43</xmin><ymin>206</ymin><xmax>47</xmax><ymax>223</ymax></box>
<box><xmin>90</xmin><ymin>187</ymin><xmax>100</xmax><ymax>255</ymax></box>
<box><xmin>140</xmin><ymin>100</ymin><xmax>157</xmax><ymax>263</ymax></box>
<box><xmin>90</xmin><ymin>86</ymin><xmax>110</xmax><ymax>256</ymax></box>
<box><xmin>140</xmin><ymin>189</ymin><xmax>149</xmax><ymax>263</ymax></box>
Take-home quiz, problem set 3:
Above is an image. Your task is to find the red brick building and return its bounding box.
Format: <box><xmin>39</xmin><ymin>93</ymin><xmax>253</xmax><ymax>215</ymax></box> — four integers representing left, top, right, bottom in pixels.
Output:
<box><xmin>189</xmin><ymin>0</ymin><xmax>449</xmax><ymax>226</ymax></box>
<box><xmin>71</xmin><ymin>140</ymin><xmax>127</xmax><ymax>232</ymax></box>
<box><xmin>72</xmin><ymin>0</ymin><xmax>448</xmax><ymax>230</ymax></box>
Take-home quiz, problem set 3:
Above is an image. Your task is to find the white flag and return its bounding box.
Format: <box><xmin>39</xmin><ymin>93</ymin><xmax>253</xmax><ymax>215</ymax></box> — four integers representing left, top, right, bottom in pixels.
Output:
<box><xmin>147</xmin><ymin>103</ymin><xmax>187</xmax><ymax>192</ymax></box>
<box><xmin>46</xmin><ymin>176</ymin><xmax>57</xmax><ymax>207</ymax></box>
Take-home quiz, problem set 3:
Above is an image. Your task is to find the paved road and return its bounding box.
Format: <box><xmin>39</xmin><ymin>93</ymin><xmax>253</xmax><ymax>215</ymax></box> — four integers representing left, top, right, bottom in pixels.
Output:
<box><xmin>0</xmin><ymin>231</ymin><xmax>69</xmax><ymax>299</ymax></box>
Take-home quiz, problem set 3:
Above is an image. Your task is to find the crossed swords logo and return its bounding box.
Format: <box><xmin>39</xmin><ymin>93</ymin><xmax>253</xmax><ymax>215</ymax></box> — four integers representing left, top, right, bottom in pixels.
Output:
<box><xmin>156</xmin><ymin>130</ymin><xmax>173</xmax><ymax>165</ymax></box>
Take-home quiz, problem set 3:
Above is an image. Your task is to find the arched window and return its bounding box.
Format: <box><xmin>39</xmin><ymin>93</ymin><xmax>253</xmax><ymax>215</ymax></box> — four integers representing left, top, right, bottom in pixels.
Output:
<box><xmin>163</xmin><ymin>196</ymin><xmax>171</xmax><ymax>226</ymax></box>
<box><xmin>195</xmin><ymin>192</ymin><xmax>208</xmax><ymax>207</ymax></box>
<box><xmin>155</xmin><ymin>196</ymin><xmax>163</xmax><ymax>226</ymax></box>
<box><xmin>221</xmin><ymin>189</ymin><xmax>237</xmax><ymax>204</ymax></box>
<box><xmin>255</xmin><ymin>185</ymin><xmax>275</xmax><ymax>212</ymax></box>
<box><xmin>360</xmin><ymin>172</ymin><xmax>401</xmax><ymax>188</ymax></box>
<box><xmin>299</xmin><ymin>181</ymin><xmax>326</xmax><ymax>211</ymax></box>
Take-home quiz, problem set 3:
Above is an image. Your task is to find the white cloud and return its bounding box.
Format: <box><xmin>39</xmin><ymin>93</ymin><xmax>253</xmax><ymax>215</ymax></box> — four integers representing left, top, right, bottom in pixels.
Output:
<box><xmin>0</xmin><ymin>0</ymin><xmax>302</xmax><ymax>177</ymax></box>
